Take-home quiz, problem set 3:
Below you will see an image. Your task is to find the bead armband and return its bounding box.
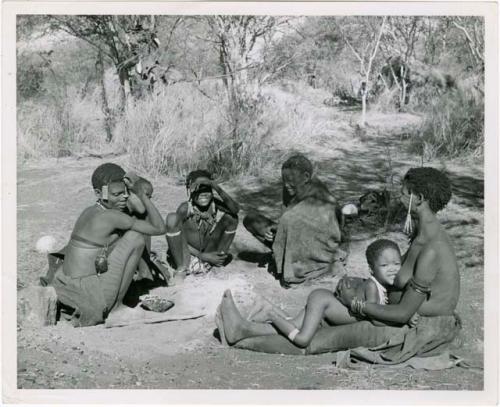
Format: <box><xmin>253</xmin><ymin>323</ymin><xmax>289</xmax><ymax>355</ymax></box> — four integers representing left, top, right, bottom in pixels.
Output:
<box><xmin>350</xmin><ymin>297</ymin><xmax>366</xmax><ymax>317</ymax></box>
<box><xmin>407</xmin><ymin>278</ymin><xmax>431</xmax><ymax>299</ymax></box>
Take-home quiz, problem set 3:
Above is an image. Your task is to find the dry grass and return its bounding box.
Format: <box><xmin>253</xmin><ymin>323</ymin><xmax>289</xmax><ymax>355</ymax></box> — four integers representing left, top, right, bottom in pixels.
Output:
<box><xmin>409</xmin><ymin>88</ymin><xmax>484</xmax><ymax>160</ymax></box>
<box><xmin>17</xmin><ymin>88</ymin><xmax>109</xmax><ymax>160</ymax></box>
<box><xmin>112</xmin><ymin>82</ymin><xmax>283</xmax><ymax>179</ymax></box>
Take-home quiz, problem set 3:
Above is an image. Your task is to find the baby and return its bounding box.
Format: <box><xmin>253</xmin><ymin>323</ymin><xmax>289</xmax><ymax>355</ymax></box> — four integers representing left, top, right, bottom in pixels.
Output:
<box><xmin>335</xmin><ymin>239</ymin><xmax>401</xmax><ymax>308</ymax></box>
<box><xmin>127</xmin><ymin>177</ymin><xmax>175</xmax><ymax>285</ymax></box>
<box><xmin>247</xmin><ymin>239</ymin><xmax>402</xmax><ymax>348</ymax></box>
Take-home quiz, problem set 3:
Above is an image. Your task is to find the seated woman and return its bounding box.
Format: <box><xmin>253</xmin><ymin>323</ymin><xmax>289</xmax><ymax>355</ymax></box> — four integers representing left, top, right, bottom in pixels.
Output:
<box><xmin>51</xmin><ymin>163</ymin><xmax>166</xmax><ymax>327</ymax></box>
<box><xmin>216</xmin><ymin>167</ymin><xmax>461</xmax><ymax>363</ymax></box>
<box><xmin>165</xmin><ymin>170</ymin><xmax>239</xmax><ymax>277</ymax></box>
<box><xmin>243</xmin><ymin>154</ymin><xmax>345</xmax><ymax>286</ymax></box>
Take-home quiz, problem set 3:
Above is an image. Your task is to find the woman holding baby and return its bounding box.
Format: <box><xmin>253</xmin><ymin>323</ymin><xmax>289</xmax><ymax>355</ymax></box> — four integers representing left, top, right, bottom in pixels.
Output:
<box><xmin>216</xmin><ymin>167</ymin><xmax>461</xmax><ymax>363</ymax></box>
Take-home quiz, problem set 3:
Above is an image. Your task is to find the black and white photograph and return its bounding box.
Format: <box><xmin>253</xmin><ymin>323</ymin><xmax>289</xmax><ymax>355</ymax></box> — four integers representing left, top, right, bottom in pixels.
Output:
<box><xmin>2</xmin><ymin>1</ymin><xmax>498</xmax><ymax>404</ymax></box>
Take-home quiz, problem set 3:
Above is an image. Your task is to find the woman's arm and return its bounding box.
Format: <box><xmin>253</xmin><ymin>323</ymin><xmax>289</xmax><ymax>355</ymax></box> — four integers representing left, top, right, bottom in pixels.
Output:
<box><xmin>211</xmin><ymin>181</ymin><xmax>240</xmax><ymax>216</ymax></box>
<box><xmin>105</xmin><ymin>191</ymin><xmax>166</xmax><ymax>236</ymax></box>
<box><xmin>136</xmin><ymin>192</ymin><xmax>166</xmax><ymax>235</ymax></box>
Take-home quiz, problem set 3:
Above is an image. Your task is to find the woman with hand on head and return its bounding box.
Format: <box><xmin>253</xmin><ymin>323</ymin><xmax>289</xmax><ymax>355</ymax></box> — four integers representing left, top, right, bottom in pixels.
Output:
<box><xmin>51</xmin><ymin>163</ymin><xmax>166</xmax><ymax>327</ymax></box>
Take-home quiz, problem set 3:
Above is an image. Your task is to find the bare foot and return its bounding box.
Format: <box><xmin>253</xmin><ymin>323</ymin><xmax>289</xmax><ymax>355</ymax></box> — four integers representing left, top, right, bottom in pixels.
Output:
<box><xmin>214</xmin><ymin>305</ymin><xmax>227</xmax><ymax>346</ymax></box>
<box><xmin>219</xmin><ymin>290</ymin><xmax>250</xmax><ymax>345</ymax></box>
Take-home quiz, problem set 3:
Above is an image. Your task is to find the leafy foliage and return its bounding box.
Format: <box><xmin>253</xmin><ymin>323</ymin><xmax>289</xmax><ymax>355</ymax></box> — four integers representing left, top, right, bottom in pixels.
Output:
<box><xmin>17</xmin><ymin>15</ymin><xmax>485</xmax><ymax>172</ymax></box>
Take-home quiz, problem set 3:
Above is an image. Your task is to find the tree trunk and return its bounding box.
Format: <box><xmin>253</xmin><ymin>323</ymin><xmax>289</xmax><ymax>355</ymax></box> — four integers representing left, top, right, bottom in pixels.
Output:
<box><xmin>401</xmin><ymin>79</ymin><xmax>407</xmax><ymax>112</ymax></box>
<box><xmin>361</xmin><ymin>93</ymin><xmax>367</xmax><ymax>127</ymax></box>
<box><xmin>96</xmin><ymin>53</ymin><xmax>114</xmax><ymax>142</ymax></box>
<box><xmin>118</xmin><ymin>68</ymin><xmax>133</xmax><ymax>112</ymax></box>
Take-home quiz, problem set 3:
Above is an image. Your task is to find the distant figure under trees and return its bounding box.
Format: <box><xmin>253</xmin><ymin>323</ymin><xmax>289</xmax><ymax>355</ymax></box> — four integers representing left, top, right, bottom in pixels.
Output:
<box><xmin>380</xmin><ymin>56</ymin><xmax>412</xmax><ymax>106</ymax></box>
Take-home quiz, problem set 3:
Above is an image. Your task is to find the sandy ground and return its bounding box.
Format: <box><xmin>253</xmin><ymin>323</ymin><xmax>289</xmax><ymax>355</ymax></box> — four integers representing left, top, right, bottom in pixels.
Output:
<box><xmin>16</xmin><ymin>92</ymin><xmax>484</xmax><ymax>390</ymax></box>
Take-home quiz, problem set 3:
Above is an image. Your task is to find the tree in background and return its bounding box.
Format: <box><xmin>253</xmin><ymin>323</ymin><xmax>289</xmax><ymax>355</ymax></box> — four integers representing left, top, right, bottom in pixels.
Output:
<box><xmin>47</xmin><ymin>15</ymin><xmax>163</xmax><ymax>112</ymax></box>
<box><xmin>380</xmin><ymin>17</ymin><xmax>425</xmax><ymax>110</ymax></box>
<box><xmin>206</xmin><ymin>16</ymin><xmax>285</xmax><ymax>108</ymax></box>
<box><xmin>338</xmin><ymin>16</ymin><xmax>387</xmax><ymax>127</ymax></box>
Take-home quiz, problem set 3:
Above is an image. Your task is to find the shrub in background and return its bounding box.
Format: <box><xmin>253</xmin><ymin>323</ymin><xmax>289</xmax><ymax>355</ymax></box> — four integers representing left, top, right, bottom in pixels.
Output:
<box><xmin>409</xmin><ymin>87</ymin><xmax>483</xmax><ymax>159</ymax></box>
<box><xmin>18</xmin><ymin>87</ymin><xmax>107</xmax><ymax>160</ymax></box>
<box><xmin>114</xmin><ymin>82</ymin><xmax>280</xmax><ymax>179</ymax></box>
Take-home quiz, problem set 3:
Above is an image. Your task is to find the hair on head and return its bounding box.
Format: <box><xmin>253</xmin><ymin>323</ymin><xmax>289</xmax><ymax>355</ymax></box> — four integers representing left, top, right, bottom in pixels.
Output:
<box><xmin>366</xmin><ymin>239</ymin><xmax>401</xmax><ymax>269</ymax></box>
<box><xmin>91</xmin><ymin>163</ymin><xmax>125</xmax><ymax>190</ymax></box>
<box><xmin>136</xmin><ymin>176</ymin><xmax>153</xmax><ymax>190</ymax></box>
<box><xmin>403</xmin><ymin>167</ymin><xmax>452</xmax><ymax>213</ymax></box>
<box><xmin>186</xmin><ymin>169</ymin><xmax>212</xmax><ymax>188</ymax></box>
<box><xmin>282</xmin><ymin>154</ymin><xmax>313</xmax><ymax>175</ymax></box>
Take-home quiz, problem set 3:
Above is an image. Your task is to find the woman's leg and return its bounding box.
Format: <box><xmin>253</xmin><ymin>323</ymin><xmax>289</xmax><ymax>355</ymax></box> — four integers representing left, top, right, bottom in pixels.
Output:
<box><xmin>205</xmin><ymin>213</ymin><xmax>239</xmax><ymax>253</ymax></box>
<box><xmin>165</xmin><ymin>212</ymin><xmax>190</xmax><ymax>270</ymax></box>
<box><xmin>99</xmin><ymin>230</ymin><xmax>145</xmax><ymax>311</ymax></box>
<box><xmin>218</xmin><ymin>290</ymin><xmax>305</xmax><ymax>355</ymax></box>
<box><xmin>268</xmin><ymin>289</ymin><xmax>338</xmax><ymax>348</ymax></box>
<box><xmin>247</xmin><ymin>294</ymin><xmax>294</xmax><ymax>322</ymax></box>
<box><xmin>219</xmin><ymin>290</ymin><xmax>279</xmax><ymax>345</ymax></box>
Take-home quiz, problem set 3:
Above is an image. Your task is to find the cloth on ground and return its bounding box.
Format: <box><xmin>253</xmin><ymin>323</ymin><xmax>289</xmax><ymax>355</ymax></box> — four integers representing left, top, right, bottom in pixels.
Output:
<box><xmin>272</xmin><ymin>197</ymin><xmax>346</xmax><ymax>285</ymax></box>
<box><xmin>346</xmin><ymin>314</ymin><xmax>462</xmax><ymax>369</ymax></box>
<box><xmin>187</xmin><ymin>255</ymin><xmax>212</xmax><ymax>275</ymax></box>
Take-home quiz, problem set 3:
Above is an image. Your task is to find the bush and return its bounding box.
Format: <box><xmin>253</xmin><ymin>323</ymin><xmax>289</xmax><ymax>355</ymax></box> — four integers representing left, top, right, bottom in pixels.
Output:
<box><xmin>17</xmin><ymin>87</ymin><xmax>107</xmax><ymax>160</ymax></box>
<box><xmin>114</xmin><ymin>82</ymin><xmax>279</xmax><ymax>179</ymax></box>
<box><xmin>409</xmin><ymin>88</ymin><xmax>483</xmax><ymax>159</ymax></box>
<box><xmin>17</xmin><ymin>52</ymin><xmax>46</xmax><ymax>100</ymax></box>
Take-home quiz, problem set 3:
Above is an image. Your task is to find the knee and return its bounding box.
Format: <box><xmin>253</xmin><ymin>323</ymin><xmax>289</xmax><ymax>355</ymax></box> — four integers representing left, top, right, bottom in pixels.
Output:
<box><xmin>122</xmin><ymin>230</ymin><xmax>145</xmax><ymax>249</ymax></box>
<box><xmin>307</xmin><ymin>288</ymin><xmax>332</xmax><ymax>305</ymax></box>
<box><xmin>166</xmin><ymin>213</ymin><xmax>181</xmax><ymax>231</ymax></box>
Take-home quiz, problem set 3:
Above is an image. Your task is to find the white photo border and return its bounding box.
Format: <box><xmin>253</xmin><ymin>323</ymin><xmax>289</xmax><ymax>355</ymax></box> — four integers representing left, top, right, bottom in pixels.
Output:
<box><xmin>2</xmin><ymin>2</ymin><xmax>498</xmax><ymax>405</ymax></box>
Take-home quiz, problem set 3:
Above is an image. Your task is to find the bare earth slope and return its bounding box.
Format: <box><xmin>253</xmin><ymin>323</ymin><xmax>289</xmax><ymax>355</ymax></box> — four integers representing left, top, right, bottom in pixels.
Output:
<box><xmin>16</xmin><ymin>89</ymin><xmax>484</xmax><ymax>390</ymax></box>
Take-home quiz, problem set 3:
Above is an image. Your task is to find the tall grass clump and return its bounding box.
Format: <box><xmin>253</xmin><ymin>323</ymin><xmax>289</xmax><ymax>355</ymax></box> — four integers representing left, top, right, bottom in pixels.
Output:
<box><xmin>409</xmin><ymin>88</ymin><xmax>483</xmax><ymax>159</ymax></box>
<box><xmin>115</xmin><ymin>82</ymin><xmax>280</xmax><ymax>179</ymax></box>
<box><xmin>17</xmin><ymin>87</ymin><xmax>106</xmax><ymax>160</ymax></box>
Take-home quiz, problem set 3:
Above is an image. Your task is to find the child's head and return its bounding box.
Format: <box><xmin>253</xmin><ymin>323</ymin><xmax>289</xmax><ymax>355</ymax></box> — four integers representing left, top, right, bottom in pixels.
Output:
<box><xmin>91</xmin><ymin>163</ymin><xmax>128</xmax><ymax>210</ymax></box>
<box><xmin>186</xmin><ymin>169</ymin><xmax>213</xmax><ymax>208</ymax></box>
<box><xmin>135</xmin><ymin>177</ymin><xmax>153</xmax><ymax>199</ymax></box>
<box><xmin>281</xmin><ymin>154</ymin><xmax>313</xmax><ymax>197</ymax></box>
<box><xmin>401</xmin><ymin>167</ymin><xmax>452</xmax><ymax>213</ymax></box>
<box><xmin>365</xmin><ymin>239</ymin><xmax>401</xmax><ymax>286</ymax></box>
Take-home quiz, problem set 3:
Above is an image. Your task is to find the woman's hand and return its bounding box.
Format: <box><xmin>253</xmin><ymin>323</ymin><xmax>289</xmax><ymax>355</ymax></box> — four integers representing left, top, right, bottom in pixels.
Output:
<box><xmin>190</xmin><ymin>177</ymin><xmax>212</xmax><ymax>193</ymax></box>
<box><xmin>123</xmin><ymin>172</ymin><xmax>140</xmax><ymax>190</ymax></box>
<box><xmin>200</xmin><ymin>251</ymin><xmax>228</xmax><ymax>267</ymax></box>
<box><xmin>335</xmin><ymin>277</ymin><xmax>357</xmax><ymax>308</ymax></box>
<box><xmin>264</xmin><ymin>226</ymin><xmax>277</xmax><ymax>243</ymax></box>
